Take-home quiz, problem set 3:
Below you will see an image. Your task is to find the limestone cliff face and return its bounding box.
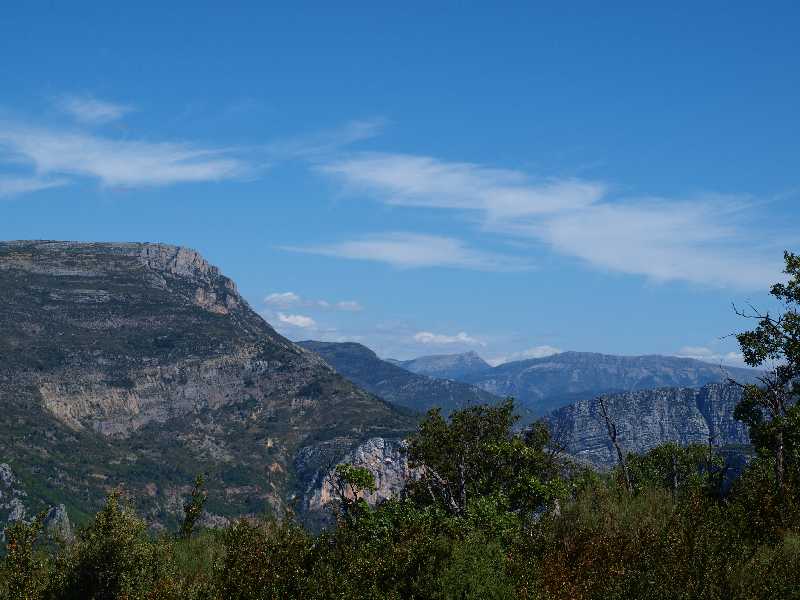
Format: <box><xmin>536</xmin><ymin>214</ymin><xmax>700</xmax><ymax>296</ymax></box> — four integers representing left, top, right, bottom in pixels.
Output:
<box><xmin>0</xmin><ymin>463</ymin><xmax>73</xmax><ymax>543</ymax></box>
<box><xmin>1</xmin><ymin>241</ymin><xmax>305</xmax><ymax>435</ymax></box>
<box><xmin>0</xmin><ymin>241</ymin><xmax>414</xmax><ymax>529</ymax></box>
<box><xmin>547</xmin><ymin>383</ymin><xmax>749</xmax><ymax>469</ymax></box>
<box><xmin>0</xmin><ymin>464</ymin><xmax>29</xmax><ymax>540</ymax></box>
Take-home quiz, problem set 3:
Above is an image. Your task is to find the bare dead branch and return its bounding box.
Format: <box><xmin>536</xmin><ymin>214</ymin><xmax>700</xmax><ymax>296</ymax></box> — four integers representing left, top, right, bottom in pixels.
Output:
<box><xmin>597</xmin><ymin>395</ymin><xmax>632</xmax><ymax>493</ymax></box>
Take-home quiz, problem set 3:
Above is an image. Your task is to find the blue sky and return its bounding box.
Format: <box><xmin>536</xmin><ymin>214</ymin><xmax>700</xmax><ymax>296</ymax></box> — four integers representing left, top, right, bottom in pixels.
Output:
<box><xmin>2</xmin><ymin>3</ymin><xmax>798</xmax><ymax>363</ymax></box>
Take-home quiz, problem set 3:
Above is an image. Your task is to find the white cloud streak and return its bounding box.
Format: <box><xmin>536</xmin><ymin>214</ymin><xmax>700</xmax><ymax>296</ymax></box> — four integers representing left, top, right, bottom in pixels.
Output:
<box><xmin>335</xmin><ymin>300</ymin><xmax>363</xmax><ymax>312</ymax></box>
<box><xmin>284</xmin><ymin>232</ymin><xmax>532</xmax><ymax>271</ymax></box>
<box><xmin>0</xmin><ymin>109</ymin><xmax>387</xmax><ymax>194</ymax></box>
<box><xmin>265</xmin><ymin>118</ymin><xmax>386</xmax><ymax>160</ymax></box>
<box><xmin>675</xmin><ymin>346</ymin><xmax>746</xmax><ymax>367</ymax></box>
<box><xmin>277</xmin><ymin>312</ymin><xmax>317</xmax><ymax>329</ymax></box>
<box><xmin>318</xmin><ymin>152</ymin><xmax>783</xmax><ymax>288</ymax></box>
<box><xmin>264</xmin><ymin>291</ymin><xmax>363</xmax><ymax>312</ymax></box>
<box><xmin>413</xmin><ymin>331</ymin><xmax>484</xmax><ymax>346</ymax></box>
<box><xmin>0</xmin><ymin>175</ymin><xmax>68</xmax><ymax>198</ymax></box>
<box><xmin>537</xmin><ymin>198</ymin><xmax>776</xmax><ymax>289</ymax></box>
<box><xmin>487</xmin><ymin>345</ymin><xmax>562</xmax><ymax>366</ymax></box>
<box><xmin>0</xmin><ymin>123</ymin><xmax>249</xmax><ymax>187</ymax></box>
<box><xmin>264</xmin><ymin>292</ymin><xmax>302</xmax><ymax>308</ymax></box>
<box><xmin>56</xmin><ymin>94</ymin><xmax>134</xmax><ymax>124</ymax></box>
<box><xmin>322</xmin><ymin>153</ymin><xmax>604</xmax><ymax>220</ymax></box>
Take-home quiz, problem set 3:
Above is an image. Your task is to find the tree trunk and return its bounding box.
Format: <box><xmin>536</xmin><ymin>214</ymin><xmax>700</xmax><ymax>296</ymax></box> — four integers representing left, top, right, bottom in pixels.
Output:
<box><xmin>775</xmin><ymin>430</ymin><xmax>785</xmax><ymax>498</ymax></box>
<box><xmin>457</xmin><ymin>458</ymin><xmax>467</xmax><ymax>514</ymax></box>
<box><xmin>598</xmin><ymin>396</ymin><xmax>632</xmax><ymax>493</ymax></box>
<box><xmin>671</xmin><ymin>452</ymin><xmax>678</xmax><ymax>496</ymax></box>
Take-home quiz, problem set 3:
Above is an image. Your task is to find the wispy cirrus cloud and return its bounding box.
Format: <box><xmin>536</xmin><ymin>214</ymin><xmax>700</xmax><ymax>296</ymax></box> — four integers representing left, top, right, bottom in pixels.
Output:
<box><xmin>675</xmin><ymin>345</ymin><xmax>746</xmax><ymax>367</ymax></box>
<box><xmin>265</xmin><ymin>118</ymin><xmax>386</xmax><ymax>160</ymax></box>
<box><xmin>487</xmin><ymin>345</ymin><xmax>562</xmax><ymax>366</ymax></box>
<box><xmin>0</xmin><ymin>123</ymin><xmax>249</xmax><ymax>187</ymax></box>
<box><xmin>321</xmin><ymin>153</ymin><xmax>604</xmax><ymax>219</ymax></box>
<box><xmin>318</xmin><ymin>152</ymin><xmax>784</xmax><ymax>288</ymax></box>
<box><xmin>264</xmin><ymin>292</ymin><xmax>302</xmax><ymax>308</ymax></box>
<box><xmin>0</xmin><ymin>108</ymin><xmax>385</xmax><ymax>196</ymax></box>
<box><xmin>536</xmin><ymin>196</ymin><xmax>778</xmax><ymax>289</ymax></box>
<box><xmin>283</xmin><ymin>232</ymin><xmax>532</xmax><ymax>271</ymax></box>
<box><xmin>277</xmin><ymin>312</ymin><xmax>317</xmax><ymax>329</ymax></box>
<box><xmin>335</xmin><ymin>300</ymin><xmax>363</xmax><ymax>312</ymax></box>
<box><xmin>0</xmin><ymin>175</ymin><xmax>68</xmax><ymax>198</ymax></box>
<box><xmin>56</xmin><ymin>94</ymin><xmax>134</xmax><ymax>124</ymax></box>
<box><xmin>264</xmin><ymin>291</ymin><xmax>363</xmax><ymax>312</ymax></box>
<box><xmin>413</xmin><ymin>331</ymin><xmax>485</xmax><ymax>346</ymax></box>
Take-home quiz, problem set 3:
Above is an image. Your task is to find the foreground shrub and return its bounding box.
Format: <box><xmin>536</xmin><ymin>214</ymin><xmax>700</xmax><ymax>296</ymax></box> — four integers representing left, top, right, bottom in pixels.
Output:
<box><xmin>511</xmin><ymin>479</ymin><xmax>799</xmax><ymax>600</ymax></box>
<box><xmin>436</xmin><ymin>531</ymin><xmax>514</xmax><ymax>600</ymax></box>
<box><xmin>731</xmin><ymin>532</ymin><xmax>800</xmax><ymax>599</ymax></box>
<box><xmin>1</xmin><ymin>514</ymin><xmax>47</xmax><ymax>600</ymax></box>
<box><xmin>212</xmin><ymin>517</ymin><xmax>313</xmax><ymax>600</ymax></box>
<box><xmin>309</xmin><ymin>500</ymin><xmax>455</xmax><ymax>599</ymax></box>
<box><xmin>45</xmin><ymin>492</ymin><xmax>182</xmax><ymax>600</ymax></box>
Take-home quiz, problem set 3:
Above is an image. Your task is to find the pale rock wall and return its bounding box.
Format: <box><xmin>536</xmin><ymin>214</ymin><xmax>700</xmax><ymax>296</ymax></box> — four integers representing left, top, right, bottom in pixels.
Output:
<box><xmin>548</xmin><ymin>383</ymin><xmax>749</xmax><ymax>469</ymax></box>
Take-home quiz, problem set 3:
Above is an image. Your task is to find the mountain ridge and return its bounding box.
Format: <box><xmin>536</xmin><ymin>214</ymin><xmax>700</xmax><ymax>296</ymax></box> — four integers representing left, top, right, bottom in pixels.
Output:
<box><xmin>298</xmin><ymin>341</ymin><xmax>502</xmax><ymax>414</ymax></box>
<box><xmin>0</xmin><ymin>240</ymin><xmax>415</xmax><ymax>530</ymax></box>
<box><xmin>387</xmin><ymin>350</ymin><xmax>492</xmax><ymax>381</ymax></box>
<box><xmin>391</xmin><ymin>350</ymin><xmax>757</xmax><ymax>415</ymax></box>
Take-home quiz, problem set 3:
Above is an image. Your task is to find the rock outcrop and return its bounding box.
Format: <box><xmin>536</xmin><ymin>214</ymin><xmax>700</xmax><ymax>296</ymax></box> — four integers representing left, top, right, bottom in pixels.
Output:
<box><xmin>44</xmin><ymin>504</ymin><xmax>74</xmax><ymax>542</ymax></box>
<box><xmin>0</xmin><ymin>463</ymin><xmax>29</xmax><ymax>541</ymax></box>
<box><xmin>294</xmin><ymin>436</ymin><xmax>417</xmax><ymax>527</ymax></box>
<box><xmin>0</xmin><ymin>463</ymin><xmax>74</xmax><ymax>543</ymax></box>
<box><xmin>547</xmin><ymin>383</ymin><xmax>749</xmax><ymax>469</ymax></box>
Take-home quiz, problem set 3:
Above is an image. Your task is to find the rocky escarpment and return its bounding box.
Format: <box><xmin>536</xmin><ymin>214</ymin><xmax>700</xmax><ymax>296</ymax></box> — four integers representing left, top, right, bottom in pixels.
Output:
<box><xmin>0</xmin><ymin>463</ymin><xmax>73</xmax><ymax>543</ymax></box>
<box><xmin>0</xmin><ymin>241</ymin><xmax>415</xmax><ymax>531</ymax></box>
<box><xmin>299</xmin><ymin>341</ymin><xmax>501</xmax><ymax>414</ymax></box>
<box><xmin>0</xmin><ymin>464</ymin><xmax>29</xmax><ymax>539</ymax></box>
<box><xmin>547</xmin><ymin>383</ymin><xmax>749</xmax><ymax>469</ymax></box>
<box><xmin>461</xmin><ymin>351</ymin><xmax>758</xmax><ymax>416</ymax></box>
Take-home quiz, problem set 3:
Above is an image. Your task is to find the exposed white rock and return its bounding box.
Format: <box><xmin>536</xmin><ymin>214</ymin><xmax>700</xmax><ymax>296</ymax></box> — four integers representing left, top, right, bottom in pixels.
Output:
<box><xmin>297</xmin><ymin>437</ymin><xmax>419</xmax><ymax>516</ymax></box>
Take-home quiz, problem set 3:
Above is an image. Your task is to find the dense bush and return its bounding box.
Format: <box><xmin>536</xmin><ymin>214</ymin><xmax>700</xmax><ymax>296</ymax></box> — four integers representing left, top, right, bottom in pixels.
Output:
<box><xmin>4</xmin><ymin>426</ymin><xmax>800</xmax><ymax>599</ymax></box>
<box><xmin>43</xmin><ymin>492</ymin><xmax>183</xmax><ymax>600</ymax></box>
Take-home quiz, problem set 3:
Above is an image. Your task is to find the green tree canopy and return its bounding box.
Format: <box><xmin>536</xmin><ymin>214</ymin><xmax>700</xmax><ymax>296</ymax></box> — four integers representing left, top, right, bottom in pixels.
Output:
<box><xmin>734</xmin><ymin>250</ymin><xmax>800</xmax><ymax>523</ymax></box>
<box><xmin>406</xmin><ymin>399</ymin><xmax>565</xmax><ymax>516</ymax></box>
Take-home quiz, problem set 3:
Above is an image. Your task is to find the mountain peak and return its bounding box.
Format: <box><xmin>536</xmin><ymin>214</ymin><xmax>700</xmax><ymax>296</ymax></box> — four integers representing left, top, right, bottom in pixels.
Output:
<box><xmin>298</xmin><ymin>340</ymin><xmax>380</xmax><ymax>361</ymax></box>
<box><xmin>390</xmin><ymin>351</ymin><xmax>492</xmax><ymax>380</ymax></box>
<box><xmin>0</xmin><ymin>240</ymin><xmax>245</xmax><ymax>317</ymax></box>
<box><xmin>1</xmin><ymin>240</ymin><xmax>225</xmax><ymax>282</ymax></box>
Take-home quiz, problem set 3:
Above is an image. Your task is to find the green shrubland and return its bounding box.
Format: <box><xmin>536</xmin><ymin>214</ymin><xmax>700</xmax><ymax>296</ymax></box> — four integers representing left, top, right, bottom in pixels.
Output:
<box><xmin>3</xmin><ymin>402</ymin><xmax>800</xmax><ymax>600</ymax></box>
